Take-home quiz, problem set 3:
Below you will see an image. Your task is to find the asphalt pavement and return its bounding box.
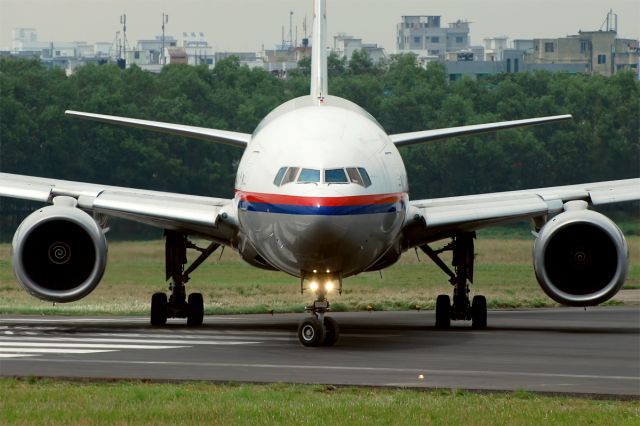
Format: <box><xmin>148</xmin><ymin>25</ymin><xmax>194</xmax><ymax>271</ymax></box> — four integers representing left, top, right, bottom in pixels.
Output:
<box><xmin>1</xmin><ymin>307</ymin><xmax>638</xmax><ymax>396</ymax></box>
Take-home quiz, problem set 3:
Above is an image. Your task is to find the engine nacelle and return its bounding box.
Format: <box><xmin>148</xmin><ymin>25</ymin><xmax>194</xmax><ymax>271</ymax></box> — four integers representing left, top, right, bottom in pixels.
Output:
<box><xmin>533</xmin><ymin>202</ymin><xmax>628</xmax><ymax>306</ymax></box>
<box><xmin>11</xmin><ymin>197</ymin><xmax>108</xmax><ymax>302</ymax></box>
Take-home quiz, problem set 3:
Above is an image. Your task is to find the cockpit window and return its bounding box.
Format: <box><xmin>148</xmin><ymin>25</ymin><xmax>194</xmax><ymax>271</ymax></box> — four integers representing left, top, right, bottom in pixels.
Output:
<box><xmin>273</xmin><ymin>167</ymin><xmax>287</xmax><ymax>186</ymax></box>
<box><xmin>298</xmin><ymin>168</ymin><xmax>320</xmax><ymax>183</ymax></box>
<box><xmin>281</xmin><ymin>167</ymin><xmax>299</xmax><ymax>185</ymax></box>
<box><xmin>275</xmin><ymin>166</ymin><xmax>371</xmax><ymax>187</ymax></box>
<box><xmin>358</xmin><ymin>167</ymin><xmax>372</xmax><ymax>187</ymax></box>
<box><xmin>324</xmin><ymin>168</ymin><xmax>349</xmax><ymax>183</ymax></box>
<box><xmin>346</xmin><ymin>168</ymin><xmax>364</xmax><ymax>186</ymax></box>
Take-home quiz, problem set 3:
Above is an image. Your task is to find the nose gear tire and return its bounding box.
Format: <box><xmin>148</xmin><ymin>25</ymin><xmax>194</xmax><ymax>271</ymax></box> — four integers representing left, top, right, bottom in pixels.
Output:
<box><xmin>298</xmin><ymin>317</ymin><xmax>326</xmax><ymax>347</ymax></box>
<box><xmin>321</xmin><ymin>316</ymin><xmax>339</xmax><ymax>346</ymax></box>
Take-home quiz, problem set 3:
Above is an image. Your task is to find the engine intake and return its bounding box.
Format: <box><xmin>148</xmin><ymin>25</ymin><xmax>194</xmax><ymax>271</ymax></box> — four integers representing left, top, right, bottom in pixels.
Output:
<box><xmin>12</xmin><ymin>198</ymin><xmax>108</xmax><ymax>302</ymax></box>
<box><xmin>533</xmin><ymin>204</ymin><xmax>628</xmax><ymax>306</ymax></box>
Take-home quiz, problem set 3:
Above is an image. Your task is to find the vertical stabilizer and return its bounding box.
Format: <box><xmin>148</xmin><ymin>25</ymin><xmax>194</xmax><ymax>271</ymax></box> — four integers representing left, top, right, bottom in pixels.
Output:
<box><xmin>310</xmin><ymin>0</ymin><xmax>328</xmax><ymax>102</ymax></box>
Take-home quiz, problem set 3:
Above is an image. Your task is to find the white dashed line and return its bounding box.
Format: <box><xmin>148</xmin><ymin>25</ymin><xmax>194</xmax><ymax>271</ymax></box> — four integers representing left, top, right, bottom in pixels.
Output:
<box><xmin>0</xmin><ymin>348</ymin><xmax>117</xmax><ymax>354</ymax></box>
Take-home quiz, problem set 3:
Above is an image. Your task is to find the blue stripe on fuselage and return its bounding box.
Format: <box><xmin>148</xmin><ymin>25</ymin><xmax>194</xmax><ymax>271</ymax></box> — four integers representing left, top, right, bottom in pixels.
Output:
<box><xmin>238</xmin><ymin>200</ymin><xmax>403</xmax><ymax>215</ymax></box>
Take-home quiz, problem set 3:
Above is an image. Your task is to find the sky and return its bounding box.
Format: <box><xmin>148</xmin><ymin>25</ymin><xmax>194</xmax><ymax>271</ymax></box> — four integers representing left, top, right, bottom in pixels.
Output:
<box><xmin>1</xmin><ymin>0</ymin><xmax>638</xmax><ymax>52</ymax></box>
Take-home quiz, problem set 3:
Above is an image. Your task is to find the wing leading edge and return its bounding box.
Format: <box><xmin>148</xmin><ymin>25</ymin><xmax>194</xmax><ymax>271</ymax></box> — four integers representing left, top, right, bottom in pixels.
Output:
<box><xmin>65</xmin><ymin>110</ymin><xmax>251</xmax><ymax>149</ymax></box>
<box><xmin>0</xmin><ymin>172</ymin><xmax>238</xmax><ymax>242</ymax></box>
<box><xmin>390</xmin><ymin>114</ymin><xmax>572</xmax><ymax>148</ymax></box>
<box><xmin>404</xmin><ymin>178</ymin><xmax>640</xmax><ymax>246</ymax></box>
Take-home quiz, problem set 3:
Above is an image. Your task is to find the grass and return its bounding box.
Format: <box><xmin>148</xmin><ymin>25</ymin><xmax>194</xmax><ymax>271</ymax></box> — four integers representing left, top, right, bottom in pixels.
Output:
<box><xmin>1</xmin><ymin>378</ymin><xmax>638</xmax><ymax>425</ymax></box>
<box><xmin>0</xmin><ymin>234</ymin><xmax>638</xmax><ymax>316</ymax></box>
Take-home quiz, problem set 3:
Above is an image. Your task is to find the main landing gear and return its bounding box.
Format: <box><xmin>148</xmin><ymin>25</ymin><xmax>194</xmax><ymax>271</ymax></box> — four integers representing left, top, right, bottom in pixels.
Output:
<box><xmin>297</xmin><ymin>279</ymin><xmax>340</xmax><ymax>347</ymax></box>
<box><xmin>150</xmin><ymin>230</ymin><xmax>220</xmax><ymax>326</ymax></box>
<box><xmin>420</xmin><ymin>232</ymin><xmax>487</xmax><ymax>329</ymax></box>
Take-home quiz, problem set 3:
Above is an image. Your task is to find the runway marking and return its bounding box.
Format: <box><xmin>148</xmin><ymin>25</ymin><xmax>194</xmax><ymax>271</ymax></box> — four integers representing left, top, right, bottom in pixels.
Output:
<box><xmin>0</xmin><ymin>318</ymin><xmax>150</xmax><ymax>323</ymax></box>
<box><xmin>0</xmin><ymin>342</ymin><xmax>188</xmax><ymax>350</ymax></box>
<box><xmin>5</xmin><ymin>358</ymin><xmax>638</xmax><ymax>382</ymax></box>
<box><xmin>0</xmin><ymin>317</ymin><xmax>247</xmax><ymax>324</ymax></box>
<box><xmin>0</xmin><ymin>328</ymin><xmax>263</xmax><ymax>359</ymax></box>
<box><xmin>0</xmin><ymin>354</ymin><xmax>37</xmax><ymax>358</ymax></box>
<box><xmin>0</xmin><ymin>338</ymin><xmax>259</xmax><ymax>346</ymax></box>
<box><xmin>0</xmin><ymin>330</ymin><xmax>395</xmax><ymax>341</ymax></box>
<box><xmin>0</xmin><ymin>348</ymin><xmax>117</xmax><ymax>354</ymax></box>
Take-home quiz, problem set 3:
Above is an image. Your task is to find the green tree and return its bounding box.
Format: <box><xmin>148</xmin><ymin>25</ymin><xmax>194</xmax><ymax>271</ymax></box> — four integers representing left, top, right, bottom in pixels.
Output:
<box><xmin>348</xmin><ymin>49</ymin><xmax>374</xmax><ymax>75</ymax></box>
<box><xmin>1</xmin><ymin>56</ymin><xmax>638</xmax><ymax>240</ymax></box>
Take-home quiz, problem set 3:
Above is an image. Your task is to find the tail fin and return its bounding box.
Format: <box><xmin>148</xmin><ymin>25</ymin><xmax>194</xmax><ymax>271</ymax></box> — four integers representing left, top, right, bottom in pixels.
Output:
<box><xmin>310</xmin><ymin>0</ymin><xmax>328</xmax><ymax>102</ymax></box>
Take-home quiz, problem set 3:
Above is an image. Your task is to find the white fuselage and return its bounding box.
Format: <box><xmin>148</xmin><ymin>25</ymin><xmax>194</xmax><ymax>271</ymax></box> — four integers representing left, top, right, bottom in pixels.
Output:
<box><xmin>234</xmin><ymin>95</ymin><xmax>409</xmax><ymax>279</ymax></box>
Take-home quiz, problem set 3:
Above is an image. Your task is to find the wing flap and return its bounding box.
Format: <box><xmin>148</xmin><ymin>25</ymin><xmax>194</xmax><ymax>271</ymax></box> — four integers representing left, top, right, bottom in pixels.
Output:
<box><xmin>589</xmin><ymin>181</ymin><xmax>640</xmax><ymax>205</ymax></box>
<box><xmin>419</xmin><ymin>195</ymin><xmax>556</xmax><ymax>229</ymax></box>
<box><xmin>0</xmin><ymin>178</ymin><xmax>52</xmax><ymax>202</ymax></box>
<box><xmin>65</xmin><ymin>110</ymin><xmax>251</xmax><ymax>149</ymax></box>
<box><xmin>89</xmin><ymin>191</ymin><xmax>221</xmax><ymax>229</ymax></box>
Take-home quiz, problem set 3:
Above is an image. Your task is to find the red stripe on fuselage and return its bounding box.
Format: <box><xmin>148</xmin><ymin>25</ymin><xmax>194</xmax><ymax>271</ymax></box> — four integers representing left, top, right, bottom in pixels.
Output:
<box><xmin>235</xmin><ymin>190</ymin><xmax>407</xmax><ymax>207</ymax></box>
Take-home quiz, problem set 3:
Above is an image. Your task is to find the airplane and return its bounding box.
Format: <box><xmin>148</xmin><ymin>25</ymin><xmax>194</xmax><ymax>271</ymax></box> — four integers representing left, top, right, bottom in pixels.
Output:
<box><xmin>1</xmin><ymin>0</ymin><xmax>638</xmax><ymax>347</ymax></box>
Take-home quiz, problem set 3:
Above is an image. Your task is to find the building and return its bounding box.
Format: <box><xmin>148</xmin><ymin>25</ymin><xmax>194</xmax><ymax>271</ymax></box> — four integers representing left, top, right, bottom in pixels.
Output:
<box><xmin>10</xmin><ymin>27</ymin><xmax>113</xmax><ymax>74</ymax></box>
<box><xmin>445</xmin><ymin>46</ymin><xmax>587</xmax><ymax>82</ymax></box>
<box><xmin>333</xmin><ymin>33</ymin><xmax>386</xmax><ymax>63</ymax></box>
<box><xmin>262</xmin><ymin>43</ymin><xmax>311</xmax><ymax>77</ymax></box>
<box><xmin>167</xmin><ymin>47</ymin><xmax>188</xmax><ymax>65</ymax></box>
<box><xmin>484</xmin><ymin>36</ymin><xmax>508</xmax><ymax>61</ymax></box>
<box><xmin>396</xmin><ymin>16</ymin><xmax>470</xmax><ymax>59</ymax></box>
<box><xmin>400</xmin><ymin>10</ymin><xmax>638</xmax><ymax>81</ymax></box>
<box><xmin>127</xmin><ymin>36</ymin><xmax>177</xmax><ymax>68</ymax></box>
<box><xmin>10</xmin><ymin>28</ymin><xmax>104</xmax><ymax>59</ymax></box>
<box><xmin>513</xmin><ymin>39</ymin><xmax>534</xmax><ymax>53</ymax></box>
<box><xmin>182</xmin><ymin>32</ymin><xmax>214</xmax><ymax>68</ymax></box>
<box><xmin>215</xmin><ymin>51</ymin><xmax>264</xmax><ymax>69</ymax></box>
<box><xmin>11</xmin><ymin>28</ymin><xmax>46</xmax><ymax>54</ymax></box>
<box><xmin>526</xmin><ymin>30</ymin><xmax>638</xmax><ymax>77</ymax></box>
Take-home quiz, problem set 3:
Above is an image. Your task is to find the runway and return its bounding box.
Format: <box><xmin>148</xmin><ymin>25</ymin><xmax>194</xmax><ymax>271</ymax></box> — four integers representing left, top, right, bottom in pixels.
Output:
<box><xmin>1</xmin><ymin>307</ymin><xmax>638</xmax><ymax>397</ymax></box>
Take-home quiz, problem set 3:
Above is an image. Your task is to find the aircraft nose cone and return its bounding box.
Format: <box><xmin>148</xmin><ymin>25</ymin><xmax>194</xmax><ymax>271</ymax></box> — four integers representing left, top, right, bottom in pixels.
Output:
<box><xmin>302</xmin><ymin>215</ymin><xmax>349</xmax><ymax>246</ymax></box>
<box><xmin>286</xmin><ymin>188</ymin><xmax>360</xmax><ymax>270</ymax></box>
<box><xmin>292</xmin><ymin>189</ymin><xmax>351</xmax><ymax>246</ymax></box>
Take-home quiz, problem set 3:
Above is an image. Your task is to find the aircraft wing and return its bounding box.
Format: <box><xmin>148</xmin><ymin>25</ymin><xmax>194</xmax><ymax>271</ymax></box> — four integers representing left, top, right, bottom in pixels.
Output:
<box><xmin>0</xmin><ymin>172</ymin><xmax>238</xmax><ymax>243</ymax></box>
<box><xmin>403</xmin><ymin>178</ymin><xmax>640</xmax><ymax>246</ymax></box>
<box><xmin>65</xmin><ymin>111</ymin><xmax>251</xmax><ymax>149</ymax></box>
<box><xmin>390</xmin><ymin>115</ymin><xmax>572</xmax><ymax>147</ymax></box>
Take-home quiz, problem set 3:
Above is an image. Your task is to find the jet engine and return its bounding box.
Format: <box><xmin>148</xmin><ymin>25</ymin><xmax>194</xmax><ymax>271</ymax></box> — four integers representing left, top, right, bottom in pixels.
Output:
<box><xmin>533</xmin><ymin>201</ymin><xmax>628</xmax><ymax>306</ymax></box>
<box><xmin>11</xmin><ymin>197</ymin><xmax>108</xmax><ymax>302</ymax></box>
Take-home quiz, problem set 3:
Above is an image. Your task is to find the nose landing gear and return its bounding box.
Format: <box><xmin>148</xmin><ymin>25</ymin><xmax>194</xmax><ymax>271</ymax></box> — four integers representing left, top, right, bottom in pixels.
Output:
<box><xmin>297</xmin><ymin>279</ymin><xmax>340</xmax><ymax>346</ymax></box>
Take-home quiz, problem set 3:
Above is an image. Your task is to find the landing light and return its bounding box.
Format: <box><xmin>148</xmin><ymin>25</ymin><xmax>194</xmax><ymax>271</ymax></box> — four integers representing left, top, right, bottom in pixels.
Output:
<box><xmin>309</xmin><ymin>281</ymin><xmax>319</xmax><ymax>291</ymax></box>
<box><xmin>325</xmin><ymin>281</ymin><xmax>334</xmax><ymax>292</ymax></box>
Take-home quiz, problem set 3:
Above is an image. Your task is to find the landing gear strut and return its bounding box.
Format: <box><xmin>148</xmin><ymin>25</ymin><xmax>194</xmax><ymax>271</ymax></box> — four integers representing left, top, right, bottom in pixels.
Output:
<box><xmin>297</xmin><ymin>279</ymin><xmax>340</xmax><ymax>347</ymax></box>
<box><xmin>420</xmin><ymin>232</ymin><xmax>487</xmax><ymax>329</ymax></box>
<box><xmin>150</xmin><ymin>230</ymin><xmax>219</xmax><ymax>326</ymax></box>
